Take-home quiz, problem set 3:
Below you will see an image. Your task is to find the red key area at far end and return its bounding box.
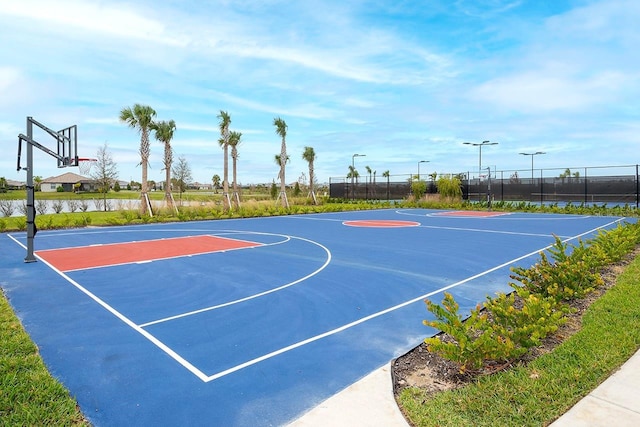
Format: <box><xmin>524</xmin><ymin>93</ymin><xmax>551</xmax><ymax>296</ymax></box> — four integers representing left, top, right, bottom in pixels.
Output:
<box><xmin>36</xmin><ymin>235</ymin><xmax>262</xmax><ymax>272</ymax></box>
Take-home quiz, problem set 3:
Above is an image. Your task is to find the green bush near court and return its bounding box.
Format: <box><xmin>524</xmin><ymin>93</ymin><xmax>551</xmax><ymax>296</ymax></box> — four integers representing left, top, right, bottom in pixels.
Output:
<box><xmin>399</xmin><ymin>222</ymin><xmax>640</xmax><ymax>426</ymax></box>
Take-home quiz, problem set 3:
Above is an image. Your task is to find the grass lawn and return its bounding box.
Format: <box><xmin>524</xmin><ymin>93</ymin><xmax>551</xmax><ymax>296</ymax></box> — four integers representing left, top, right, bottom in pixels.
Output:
<box><xmin>0</xmin><ymin>291</ymin><xmax>88</xmax><ymax>425</ymax></box>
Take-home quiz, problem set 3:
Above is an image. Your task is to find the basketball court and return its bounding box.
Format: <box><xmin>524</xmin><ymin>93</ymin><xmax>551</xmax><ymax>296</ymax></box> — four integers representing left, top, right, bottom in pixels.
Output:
<box><xmin>0</xmin><ymin>208</ymin><xmax>630</xmax><ymax>426</ymax></box>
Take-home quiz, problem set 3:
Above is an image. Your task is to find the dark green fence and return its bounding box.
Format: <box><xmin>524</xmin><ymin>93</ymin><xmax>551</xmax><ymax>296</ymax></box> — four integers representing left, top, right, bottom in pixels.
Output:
<box><xmin>330</xmin><ymin>165</ymin><xmax>640</xmax><ymax>207</ymax></box>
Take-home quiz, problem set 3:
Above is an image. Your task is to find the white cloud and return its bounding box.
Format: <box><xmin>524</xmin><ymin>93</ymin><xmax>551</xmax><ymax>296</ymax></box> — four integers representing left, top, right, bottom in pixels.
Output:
<box><xmin>2</xmin><ymin>0</ymin><xmax>184</xmax><ymax>46</ymax></box>
<box><xmin>0</xmin><ymin>67</ymin><xmax>21</xmax><ymax>92</ymax></box>
<box><xmin>470</xmin><ymin>70</ymin><xmax>627</xmax><ymax>113</ymax></box>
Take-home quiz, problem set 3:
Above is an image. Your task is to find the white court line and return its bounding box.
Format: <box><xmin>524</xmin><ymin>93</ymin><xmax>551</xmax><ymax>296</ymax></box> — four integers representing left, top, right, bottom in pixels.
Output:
<box><xmin>287</xmin><ymin>216</ymin><xmax>347</xmax><ymax>223</ymax></box>
<box><xmin>25</xmin><ymin>230</ymin><xmax>291</xmax><ymax>273</ymax></box>
<box><xmin>33</xmin><ymin>234</ymin><xmax>227</xmax><ymax>253</ymax></box>
<box><xmin>31</xmin><ymin>230</ymin><xmax>276</xmax><ymax>252</ymax></box>
<box><xmin>7</xmin><ymin>234</ymin><xmax>210</xmax><ymax>382</ymax></box>
<box><xmin>199</xmin><ymin>217</ymin><xmax>626</xmax><ymax>382</ymax></box>
<box><xmin>396</xmin><ymin>209</ymin><xmax>593</xmax><ymax>221</ymax></box>
<box><xmin>289</xmin><ymin>213</ymin><xmax>567</xmax><ymax>238</ymax></box>
<box><xmin>59</xmin><ymin>236</ymin><xmax>290</xmax><ymax>273</ymax></box>
<box><xmin>139</xmin><ymin>235</ymin><xmax>331</xmax><ymax>327</ymax></box>
<box><xmin>418</xmin><ymin>224</ymin><xmax>568</xmax><ymax>238</ymax></box>
<box><xmin>7</xmin><ymin>217</ymin><xmax>627</xmax><ymax>383</ymax></box>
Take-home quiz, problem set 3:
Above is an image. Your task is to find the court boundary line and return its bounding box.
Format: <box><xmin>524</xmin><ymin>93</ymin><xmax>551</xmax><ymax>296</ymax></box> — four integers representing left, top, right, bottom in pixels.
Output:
<box><xmin>139</xmin><ymin>235</ymin><xmax>332</xmax><ymax>327</ymax></box>
<box><xmin>31</xmin><ymin>231</ymin><xmax>292</xmax><ymax>273</ymax></box>
<box><xmin>289</xmin><ymin>215</ymin><xmax>570</xmax><ymax>238</ymax></box>
<box><xmin>7</xmin><ymin>230</ymin><xmax>332</xmax><ymax>382</ymax></box>
<box><xmin>7</xmin><ymin>233</ymin><xmax>210</xmax><ymax>382</ymax></box>
<box><xmin>418</xmin><ymin>224</ymin><xmax>569</xmax><ymax>238</ymax></box>
<box><xmin>6</xmin><ymin>216</ymin><xmax>627</xmax><ymax>383</ymax></box>
<box><xmin>34</xmin><ymin>234</ymin><xmax>261</xmax><ymax>253</ymax></box>
<box><xmin>396</xmin><ymin>209</ymin><xmax>593</xmax><ymax>221</ymax></box>
<box><xmin>197</xmin><ymin>217</ymin><xmax>626</xmax><ymax>382</ymax></box>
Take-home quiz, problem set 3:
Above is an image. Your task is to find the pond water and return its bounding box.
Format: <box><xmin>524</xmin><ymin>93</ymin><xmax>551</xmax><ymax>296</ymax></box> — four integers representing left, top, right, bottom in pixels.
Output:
<box><xmin>0</xmin><ymin>199</ymin><xmax>142</xmax><ymax>217</ymax></box>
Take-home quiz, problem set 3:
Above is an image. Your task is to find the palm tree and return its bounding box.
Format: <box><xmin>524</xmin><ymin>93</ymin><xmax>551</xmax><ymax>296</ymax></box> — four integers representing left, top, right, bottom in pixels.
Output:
<box><xmin>347</xmin><ymin>165</ymin><xmax>360</xmax><ymax>199</ymax></box>
<box><xmin>365</xmin><ymin>165</ymin><xmax>372</xmax><ymax>199</ymax></box>
<box><xmin>302</xmin><ymin>146</ymin><xmax>317</xmax><ymax>204</ymax></box>
<box><xmin>273</xmin><ymin>117</ymin><xmax>289</xmax><ymax>208</ymax></box>
<box><xmin>372</xmin><ymin>170</ymin><xmax>377</xmax><ymax>198</ymax></box>
<box><xmin>274</xmin><ymin>154</ymin><xmax>290</xmax><ymax>171</ymax></box>
<box><xmin>382</xmin><ymin>170</ymin><xmax>390</xmax><ymax>201</ymax></box>
<box><xmin>212</xmin><ymin>174</ymin><xmax>221</xmax><ymax>193</ymax></box>
<box><xmin>119</xmin><ymin>104</ymin><xmax>157</xmax><ymax>215</ymax></box>
<box><xmin>151</xmin><ymin>119</ymin><xmax>177</xmax><ymax>211</ymax></box>
<box><xmin>217</xmin><ymin>110</ymin><xmax>231</xmax><ymax>210</ymax></box>
<box><xmin>228</xmin><ymin>130</ymin><xmax>242</xmax><ymax>208</ymax></box>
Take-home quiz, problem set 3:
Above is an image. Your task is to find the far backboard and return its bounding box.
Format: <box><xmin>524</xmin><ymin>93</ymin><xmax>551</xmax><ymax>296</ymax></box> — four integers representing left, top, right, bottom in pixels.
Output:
<box><xmin>57</xmin><ymin>125</ymin><xmax>78</xmax><ymax>168</ymax></box>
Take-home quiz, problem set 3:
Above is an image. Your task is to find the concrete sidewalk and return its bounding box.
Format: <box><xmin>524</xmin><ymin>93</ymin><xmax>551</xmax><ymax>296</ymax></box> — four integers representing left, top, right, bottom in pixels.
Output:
<box><xmin>550</xmin><ymin>348</ymin><xmax>640</xmax><ymax>426</ymax></box>
<box><xmin>290</xmin><ymin>348</ymin><xmax>640</xmax><ymax>427</ymax></box>
<box><xmin>288</xmin><ymin>364</ymin><xmax>408</xmax><ymax>427</ymax></box>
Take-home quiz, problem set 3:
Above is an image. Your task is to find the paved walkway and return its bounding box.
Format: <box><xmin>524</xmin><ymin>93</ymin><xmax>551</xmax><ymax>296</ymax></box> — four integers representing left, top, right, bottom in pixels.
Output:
<box><xmin>551</xmin><ymin>348</ymin><xmax>640</xmax><ymax>427</ymax></box>
<box><xmin>288</xmin><ymin>364</ymin><xmax>408</xmax><ymax>427</ymax></box>
<box><xmin>290</xmin><ymin>348</ymin><xmax>640</xmax><ymax>427</ymax></box>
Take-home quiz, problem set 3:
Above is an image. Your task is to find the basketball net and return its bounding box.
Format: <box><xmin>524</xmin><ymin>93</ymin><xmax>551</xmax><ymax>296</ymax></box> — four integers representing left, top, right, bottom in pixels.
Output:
<box><xmin>78</xmin><ymin>158</ymin><xmax>97</xmax><ymax>176</ymax></box>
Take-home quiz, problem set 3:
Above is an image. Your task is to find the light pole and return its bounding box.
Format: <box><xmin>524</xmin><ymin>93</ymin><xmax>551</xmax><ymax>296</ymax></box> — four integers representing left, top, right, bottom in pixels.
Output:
<box><xmin>464</xmin><ymin>140</ymin><xmax>498</xmax><ymax>202</ymax></box>
<box><xmin>519</xmin><ymin>151</ymin><xmax>546</xmax><ymax>181</ymax></box>
<box><xmin>417</xmin><ymin>160</ymin><xmax>429</xmax><ymax>180</ymax></box>
<box><xmin>351</xmin><ymin>153</ymin><xmax>365</xmax><ymax>199</ymax></box>
<box><xmin>463</xmin><ymin>140</ymin><xmax>498</xmax><ymax>178</ymax></box>
<box><xmin>485</xmin><ymin>167</ymin><xmax>492</xmax><ymax>210</ymax></box>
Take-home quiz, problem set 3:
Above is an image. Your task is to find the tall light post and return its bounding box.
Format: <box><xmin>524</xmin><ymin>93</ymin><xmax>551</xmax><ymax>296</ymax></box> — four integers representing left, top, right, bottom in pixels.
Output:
<box><xmin>463</xmin><ymin>140</ymin><xmax>498</xmax><ymax>178</ymax></box>
<box><xmin>417</xmin><ymin>160</ymin><xmax>429</xmax><ymax>180</ymax></box>
<box><xmin>519</xmin><ymin>151</ymin><xmax>546</xmax><ymax>181</ymax></box>
<box><xmin>485</xmin><ymin>166</ymin><xmax>492</xmax><ymax>210</ymax></box>
<box><xmin>351</xmin><ymin>153</ymin><xmax>365</xmax><ymax>199</ymax></box>
<box><xmin>464</xmin><ymin>140</ymin><xmax>498</xmax><ymax>202</ymax></box>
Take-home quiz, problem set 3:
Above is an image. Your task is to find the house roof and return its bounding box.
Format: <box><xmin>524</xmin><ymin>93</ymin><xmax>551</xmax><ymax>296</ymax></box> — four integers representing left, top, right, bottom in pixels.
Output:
<box><xmin>41</xmin><ymin>172</ymin><xmax>91</xmax><ymax>184</ymax></box>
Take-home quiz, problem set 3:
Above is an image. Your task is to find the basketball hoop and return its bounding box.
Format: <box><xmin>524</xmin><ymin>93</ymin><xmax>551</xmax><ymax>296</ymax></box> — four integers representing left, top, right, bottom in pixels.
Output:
<box><xmin>78</xmin><ymin>158</ymin><xmax>97</xmax><ymax>176</ymax></box>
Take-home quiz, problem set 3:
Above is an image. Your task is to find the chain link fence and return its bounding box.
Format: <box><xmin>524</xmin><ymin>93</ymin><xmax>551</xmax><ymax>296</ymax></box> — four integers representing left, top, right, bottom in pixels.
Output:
<box><xmin>330</xmin><ymin>165</ymin><xmax>640</xmax><ymax>207</ymax></box>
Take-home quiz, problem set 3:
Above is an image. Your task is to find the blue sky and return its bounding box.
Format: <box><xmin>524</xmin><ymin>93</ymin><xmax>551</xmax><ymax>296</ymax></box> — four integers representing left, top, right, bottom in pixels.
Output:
<box><xmin>1</xmin><ymin>0</ymin><xmax>638</xmax><ymax>186</ymax></box>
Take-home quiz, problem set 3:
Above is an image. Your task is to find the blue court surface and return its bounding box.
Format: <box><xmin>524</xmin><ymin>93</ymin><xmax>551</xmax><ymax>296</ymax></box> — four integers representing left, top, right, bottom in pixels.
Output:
<box><xmin>0</xmin><ymin>208</ymin><xmax>631</xmax><ymax>426</ymax></box>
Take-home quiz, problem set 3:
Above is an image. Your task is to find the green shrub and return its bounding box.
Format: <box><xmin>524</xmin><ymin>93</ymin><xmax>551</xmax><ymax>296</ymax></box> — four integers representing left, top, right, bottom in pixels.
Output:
<box><xmin>424</xmin><ymin>289</ymin><xmax>569</xmax><ymax>373</ymax></box>
<box><xmin>74</xmin><ymin>214</ymin><xmax>91</xmax><ymax>227</ymax></box>
<box><xmin>423</xmin><ymin>294</ymin><xmax>494</xmax><ymax>373</ymax></box>
<box><xmin>120</xmin><ymin>210</ymin><xmax>138</xmax><ymax>224</ymax></box>
<box><xmin>15</xmin><ymin>217</ymin><xmax>27</xmax><ymax>231</ymax></box>
<box><xmin>423</xmin><ymin>222</ymin><xmax>639</xmax><ymax>373</ymax></box>
<box><xmin>436</xmin><ymin>175</ymin><xmax>463</xmax><ymax>198</ymax></box>
<box><xmin>511</xmin><ymin>236</ymin><xmax>604</xmax><ymax>304</ymax></box>
<box><xmin>411</xmin><ymin>180</ymin><xmax>427</xmax><ymax>200</ymax></box>
<box><xmin>483</xmin><ymin>286</ymin><xmax>568</xmax><ymax>352</ymax></box>
<box><xmin>511</xmin><ymin>254</ymin><xmax>603</xmax><ymax>304</ymax></box>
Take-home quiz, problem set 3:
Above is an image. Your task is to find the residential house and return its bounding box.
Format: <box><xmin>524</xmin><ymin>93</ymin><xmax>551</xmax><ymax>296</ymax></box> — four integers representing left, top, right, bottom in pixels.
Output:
<box><xmin>40</xmin><ymin>172</ymin><xmax>96</xmax><ymax>192</ymax></box>
<box><xmin>6</xmin><ymin>179</ymin><xmax>25</xmax><ymax>190</ymax></box>
<box><xmin>190</xmin><ymin>182</ymin><xmax>212</xmax><ymax>190</ymax></box>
